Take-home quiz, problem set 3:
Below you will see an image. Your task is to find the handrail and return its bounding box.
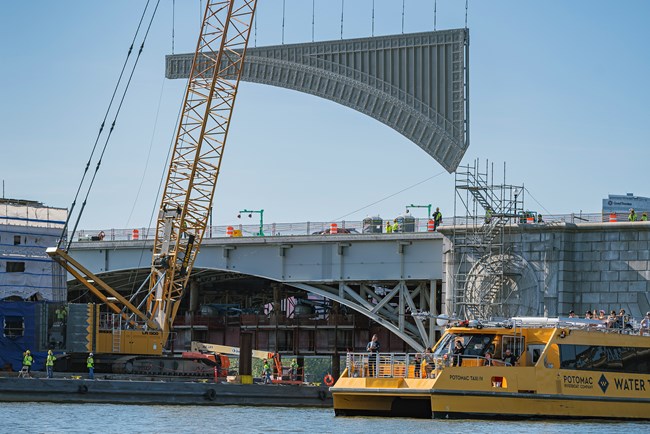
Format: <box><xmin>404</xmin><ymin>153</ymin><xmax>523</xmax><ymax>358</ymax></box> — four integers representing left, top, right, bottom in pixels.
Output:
<box><xmin>71</xmin><ymin>212</ymin><xmax>631</xmax><ymax>242</ymax></box>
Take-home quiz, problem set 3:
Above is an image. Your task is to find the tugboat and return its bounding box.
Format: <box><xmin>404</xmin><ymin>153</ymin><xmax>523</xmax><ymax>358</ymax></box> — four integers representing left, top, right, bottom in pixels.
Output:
<box><xmin>332</xmin><ymin>317</ymin><xmax>650</xmax><ymax>420</ymax></box>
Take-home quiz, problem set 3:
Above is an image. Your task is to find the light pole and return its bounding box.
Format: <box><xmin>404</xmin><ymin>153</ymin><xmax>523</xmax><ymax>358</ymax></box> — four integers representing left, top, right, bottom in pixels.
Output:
<box><xmin>238</xmin><ymin>209</ymin><xmax>264</xmax><ymax>236</ymax></box>
<box><xmin>405</xmin><ymin>204</ymin><xmax>432</xmax><ymax>219</ymax></box>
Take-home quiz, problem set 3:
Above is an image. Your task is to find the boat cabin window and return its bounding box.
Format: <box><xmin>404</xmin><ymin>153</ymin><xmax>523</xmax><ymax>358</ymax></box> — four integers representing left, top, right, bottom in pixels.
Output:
<box><xmin>434</xmin><ymin>334</ymin><xmax>496</xmax><ymax>357</ymax></box>
<box><xmin>527</xmin><ymin>344</ymin><xmax>546</xmax><ymax>365</ymax></box>
<box><xmin>13</xmin><ymin>235</ymin><xmax>21</xmax><ymax>245</ymax></box>
<box><xmin>559</xmin><ymin>344</ymin><xmax>650</xmax><ymax>374</ymax></box>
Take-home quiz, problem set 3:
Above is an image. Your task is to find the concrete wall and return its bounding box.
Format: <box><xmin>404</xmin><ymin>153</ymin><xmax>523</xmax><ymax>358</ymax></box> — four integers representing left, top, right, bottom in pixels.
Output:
<box><xmin>442</xmin><ymin>221</ymin><xmax>650</xmax><ymax>319</ymax></box>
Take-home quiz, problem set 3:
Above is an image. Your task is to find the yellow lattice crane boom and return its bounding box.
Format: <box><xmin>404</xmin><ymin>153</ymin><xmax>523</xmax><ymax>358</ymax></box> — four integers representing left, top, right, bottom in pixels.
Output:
<box><xmin>47</xmin><ymin>0</ymin><xmax>257</xmax><ymax>357</ymax></box>
<box><xmin>147</xmin><ymin>0</ymin><xmax>257</xmax><ymax>343</ymax></box>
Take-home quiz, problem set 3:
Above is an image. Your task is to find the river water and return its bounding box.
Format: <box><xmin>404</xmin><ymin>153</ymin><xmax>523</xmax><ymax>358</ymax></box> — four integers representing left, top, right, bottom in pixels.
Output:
<box><xmin>1</xmin><ymin>404</ymin><xmax>648</xmax><ymax>433</ymax></box>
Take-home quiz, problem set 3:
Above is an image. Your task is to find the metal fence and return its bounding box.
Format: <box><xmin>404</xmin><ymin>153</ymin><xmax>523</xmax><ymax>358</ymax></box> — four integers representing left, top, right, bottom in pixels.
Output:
<box><xmin>71</xmin><ymin>212</ymin><xmax>627</xmax><ymax>242</ymax></box>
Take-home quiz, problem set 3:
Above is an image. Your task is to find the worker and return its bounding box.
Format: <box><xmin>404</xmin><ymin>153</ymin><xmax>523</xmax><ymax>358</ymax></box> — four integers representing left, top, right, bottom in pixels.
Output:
<box><xmin>290</xmin><ymin>359</ymin><xmax>299</xmax><ymax>381</ymax></box>
<box><xmin>55</xmin><ymin>305</ymin><xmax>66</xmax><ymax>324</ymax></box>
<box><xmin>629</xmin><ymin>208</ymin><xmax>638</xmax><ymax>221</ymax></box>
<box><xmin>366</xmin><ymin>334</ymin><xmax>380</xmax><ymax>377</ymax></box>
<box><xmin>537</xmin><ymin>214</ymin><xmax>544</xmax><ymax>223</ymax></box>
<box><xmin>642</xmin><ymin>212</ymin><xmax>648</xmax><ymax>221</ymax></box>
<box><xmin>386</xmin><ymin>221</ymin><xmax>393</xmax><ymax>234</ymax></box>
<box><xmin>22</xmin><ymin>350</ymin><xmax>33</xmax><ymax>378</ymax></box>
<box><xmin>87</xmin><ymin>353</ymin><xmax>95</xmax><ymax>380</ymax></box>
<box><xmin>46</xmin><ymin>350</ymin><xmax>56</xmax><ymax>379</ymax></box>
<box><xmin>432</xmin><ymin>207</ymin><xmax>442</xmax><ymax>230</ymax></box>
<box><xmin>392</xmin><ymin>219</ymin><xmax>399</xmax><ymax>233</ymax></box>
<box><xmin>262</xmin><ymin>359</ymin><xmax>272</xmax><ymax>384</ymax></box>
<box><xmin>484</xmin><ymin>207</ymin><xmax>492</xmax><ymax>224</ymax></box>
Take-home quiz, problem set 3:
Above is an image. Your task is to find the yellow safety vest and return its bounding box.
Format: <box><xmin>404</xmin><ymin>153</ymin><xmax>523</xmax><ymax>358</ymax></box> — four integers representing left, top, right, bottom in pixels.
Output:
<box><xmin>46</xmin><ymin>354</ymin><xmax>56</xmax><ymax>366</ymax></box>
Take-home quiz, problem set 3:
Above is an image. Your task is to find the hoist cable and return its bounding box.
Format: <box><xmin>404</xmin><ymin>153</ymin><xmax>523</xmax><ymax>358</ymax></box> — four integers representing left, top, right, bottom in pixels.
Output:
<box><xmin>312</xmin><ymin>0</ymin><xmax>315</xmax><ymax>42</ymax></box>
<box><xmin>340</xmin><ymin>0</ymin><xmax>344</xmax><ymax>39</ymax></box>
<box><xmin>331</xmin><ymin>171</ymin><xmax>446</xmax><ymax>221</ymax></box>
<box><xmin>434</xmin><ymin>0</ymin><xmax>437</xmax><ymax>31</ymax></box>
<box><xmin>66</xmin><ymin>0</ymin><xmax>162</xmax><ymax>250</ymax></box>
<box><xmin>58</xmin><ymin>0</ymin><xmax>153</xmax><ymax>248</ymax></box>
<box><xmin>172</xmin><ymin>0</ymin><xmax>175</xmax><ymax>54</ymax></box>
<box><xmin>282</xmin><ymin>0</ymin><xmax>286</xmax><ymax>44</ymax></box>
<box><xmin>402</xmin><ymin>0</ymin><xmax>405</xmax><ymax>34</ymax></box>
<box><xmin>371</xmin><ymin>0</ymin><xmax>375</xmax><ymax>37</ymax></box>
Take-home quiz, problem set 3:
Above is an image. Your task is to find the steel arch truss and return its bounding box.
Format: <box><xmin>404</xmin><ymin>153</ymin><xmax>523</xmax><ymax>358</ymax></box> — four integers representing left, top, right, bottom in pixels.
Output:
<box><xmin>289</xmin><ymin>281</ymin><xmax>437</xmax><ymax>352</ymax></box>
<box><xmin>166</xmin><ymin>29</ymin><xmax>469</xmax><ymax>172</ymax></box>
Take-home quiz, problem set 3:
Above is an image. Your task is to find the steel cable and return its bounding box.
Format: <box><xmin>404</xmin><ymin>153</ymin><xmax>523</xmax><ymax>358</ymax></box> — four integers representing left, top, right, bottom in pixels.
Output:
<box><xmin>59</xmin><ymin>0</ymin><xmax>154</xmax><ymax>249</ymax></box>
<box><xmin>66</xmin><ymin>0</ymin><xmax>162</xmax><ymax>250</ymax></box>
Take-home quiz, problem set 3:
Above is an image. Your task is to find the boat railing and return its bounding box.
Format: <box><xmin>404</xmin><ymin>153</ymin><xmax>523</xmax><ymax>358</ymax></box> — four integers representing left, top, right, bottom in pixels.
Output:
<box><xmin>345</xmin><ymin>352</ymin><xmax>514</xmax><ymax>379</ymax></box>
<box><xmin>505</xmin><ymin>317</ymin><xmax>641</xmax><ymax>334</ymax></box>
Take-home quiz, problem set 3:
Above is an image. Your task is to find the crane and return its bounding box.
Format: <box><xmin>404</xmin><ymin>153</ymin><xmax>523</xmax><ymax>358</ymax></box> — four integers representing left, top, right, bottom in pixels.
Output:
<box><xmin>46</xmin><ymin>0</ymin><xmax>258</xmax><ymax>366</ymax></box>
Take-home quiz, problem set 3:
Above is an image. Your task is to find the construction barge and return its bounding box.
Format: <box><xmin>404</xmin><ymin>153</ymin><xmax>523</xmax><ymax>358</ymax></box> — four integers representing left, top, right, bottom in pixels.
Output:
<box><xmin>0</xmin><ymin>374</ymin><xmax>331</xmax><ymax>407</ymax></box>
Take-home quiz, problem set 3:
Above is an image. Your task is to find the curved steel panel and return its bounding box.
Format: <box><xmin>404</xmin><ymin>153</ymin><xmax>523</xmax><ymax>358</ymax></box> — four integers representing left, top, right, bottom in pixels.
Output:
<box><xmin>166</xmin><ymin>29</ymin><xmax>469</xmax><ymax>172</ymax></box>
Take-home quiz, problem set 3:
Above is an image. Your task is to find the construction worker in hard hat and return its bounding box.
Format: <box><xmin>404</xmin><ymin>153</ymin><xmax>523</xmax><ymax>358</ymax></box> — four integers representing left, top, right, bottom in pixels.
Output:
<box><xmin>290</xmin><ymin>358</ymin><xmax>299</xmax><ymax>381</ymax></box>
<box><xmin>46</xmin><ymin>350</ymin><xmax>57</xmax><ymax>379</ymax></box>
<box><xmin>87</xmin><ymin>353</ymin><xmax>95</xmax><ymax>380</ymax></box>
<box><xmin>432</xmin><ymin>207</ymin><xmax>442</xmax><ymax>230</ymax></box>
<box><xmin>629</xmin><ymin>208</ymin><xmax>638</xmax><ymax>221</ymax></box>
<box><xmin>22</xmin><ymin>350</ymin><xmax>33</xmax><ymax>377</ymax></box>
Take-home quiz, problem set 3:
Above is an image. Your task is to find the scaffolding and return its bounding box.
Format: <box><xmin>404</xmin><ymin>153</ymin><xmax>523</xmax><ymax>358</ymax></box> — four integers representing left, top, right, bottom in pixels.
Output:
<box><xmin>451</xmin><ymin>160</ymin><xmax>525</xmax><ymax>320</ymax></box>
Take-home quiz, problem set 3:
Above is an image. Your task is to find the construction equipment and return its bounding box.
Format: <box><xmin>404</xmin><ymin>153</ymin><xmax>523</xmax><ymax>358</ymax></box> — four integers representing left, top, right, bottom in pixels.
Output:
<box><xmin>46</xmin><ymin>0</ymin><xmax>258</xmax><ymax>374</ymax></box>
<box><xmin>191</xmin><ymin>342</ymin><xmax>304</xmax><ymax>384</ymax></box>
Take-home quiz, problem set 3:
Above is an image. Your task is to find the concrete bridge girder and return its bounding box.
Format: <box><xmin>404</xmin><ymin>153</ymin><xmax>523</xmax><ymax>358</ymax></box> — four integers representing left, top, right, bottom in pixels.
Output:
<box><xmin>166</xmin><ymin>29</ymin><xmax>469</xmax><ymax>173</ymax></box>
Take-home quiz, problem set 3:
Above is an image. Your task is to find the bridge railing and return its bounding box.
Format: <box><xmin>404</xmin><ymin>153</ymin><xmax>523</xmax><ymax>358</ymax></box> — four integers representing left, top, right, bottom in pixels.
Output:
<box><xmin>72</xmin><ymin>212</ymin><xmax>623</xmax><ymax>242</ymax></box>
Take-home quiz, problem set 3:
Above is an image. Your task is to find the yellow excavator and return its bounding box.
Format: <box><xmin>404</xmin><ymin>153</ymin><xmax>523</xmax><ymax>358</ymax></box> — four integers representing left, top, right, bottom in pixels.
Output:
<box><xmin>46</xmin><ymin>0</ymin><xmax>258</xmax><ymax>374</ymax></box>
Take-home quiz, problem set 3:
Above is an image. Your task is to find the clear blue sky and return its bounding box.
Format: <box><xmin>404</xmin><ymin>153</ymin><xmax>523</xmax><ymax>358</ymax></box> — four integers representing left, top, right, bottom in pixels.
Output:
<box><xmin>1</xmin><ymin>0</ymin><xmax>649</xmax><ymax>230</ymax></box>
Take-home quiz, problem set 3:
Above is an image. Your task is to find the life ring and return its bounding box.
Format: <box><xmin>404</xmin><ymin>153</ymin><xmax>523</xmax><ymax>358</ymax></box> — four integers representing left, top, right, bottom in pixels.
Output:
<box><xmin>323</xmin><ymin>374</ymin><xmax>334</xmax><ymax>387</ymax></box>
<box><xmin>205</xmin><ymin>388</ymin><xmax>217</xmax><ymax>401</ymax></box>
<box><xmin>98</xmin><ymin>231</ymin><xmax>105</xmax><ymax>241</ymax></box>
<box><xmin>78</xmin><ymin>384</ymin><xmax>88</xmax><ymax>394</ymax></box>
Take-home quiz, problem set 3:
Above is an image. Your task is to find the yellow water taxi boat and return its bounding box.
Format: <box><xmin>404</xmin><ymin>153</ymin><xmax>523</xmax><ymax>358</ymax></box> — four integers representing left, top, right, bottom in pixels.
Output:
<box><xmin>332</xmin><ymin>317</ymin><xmax>650</xmax><ymax>420</ymax></box>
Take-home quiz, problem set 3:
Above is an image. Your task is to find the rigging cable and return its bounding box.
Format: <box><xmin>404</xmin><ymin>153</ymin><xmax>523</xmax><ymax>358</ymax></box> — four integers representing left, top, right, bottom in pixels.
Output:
<box><xmin>312</xmin><ymin>0</ymin><xmax>315</xmax><ymax>42</ymax></box>
<box><xmin>282</xmin><ymin>0</ymin><xmax>286</xmax><ymax>44</ymax></box>
<box><xmin>58</xmin><ymin>0</ymin><xmax>153</xmax><ymax>249</ymax></box>
<box><xmin>66</xmin><ymin>0</ymin><xmax>162</xmax><ymax>251</ymax></box>
<box><xmin>402</xmin><ymin>0</ymin><xmax>405</xmax><ymax>34</ymax></box>
<box><xmin>524</xmin><ymin>187</ymin><xmax>552</xmax><ymax>216</ymax></box>
<box><xmin>340</xmin><ymin>0</ymin><xmax>344</xmax><ymax>39</ymax></box>
<box><xmin>127</xmin><ymin>89</ymin><xmax>187</xmax><ymax>294</ymax></box>
<box><xmin>332</xmin><ymin>170</ymin><xmax>446</xmax><ymax>221</ymax></box>
<box><xmin>465</xmin><ymin>0</ymin><xmax>469</xmax><ymax>29</ymax></box>
<box><xmin>172</xmin><ymin>0</ymin><xmax>175</xmax><ymax>54</ymax></box>
<box><xmin>434</xmin><ymin>0</ymin><xmax>437</xmax><ymax>31</ymax></box>
<box><xmin>371</xmin><ymin>0</ymin><xmax>375</xmax><ymax>37</ymax></box>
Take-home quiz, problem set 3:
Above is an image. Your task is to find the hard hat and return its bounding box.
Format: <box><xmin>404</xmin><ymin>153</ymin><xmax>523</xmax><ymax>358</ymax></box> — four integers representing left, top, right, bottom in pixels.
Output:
<box><xmin>48</xmin><ymin>350</ymin><xmax>53</xmax><ymax>355</ymax></box>
<box><xmin>26</xmin><ymin>350</ymin><xmax>30</xmax><ymax>354</ymax></box>
<box><xmin>89</xmin><ymin>353</ymin><xmax>93</xmax><ymax>356</ymax></box>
